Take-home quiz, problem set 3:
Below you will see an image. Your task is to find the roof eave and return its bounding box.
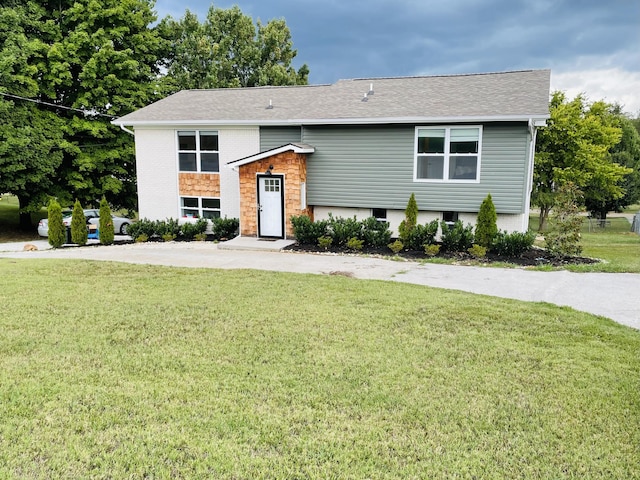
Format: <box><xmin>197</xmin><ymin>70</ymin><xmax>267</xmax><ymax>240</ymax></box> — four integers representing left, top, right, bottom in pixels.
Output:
<box><xmin>112</xmin><ymin>114</ymin><xmax>550</xmax><ymax>128</ymax></box>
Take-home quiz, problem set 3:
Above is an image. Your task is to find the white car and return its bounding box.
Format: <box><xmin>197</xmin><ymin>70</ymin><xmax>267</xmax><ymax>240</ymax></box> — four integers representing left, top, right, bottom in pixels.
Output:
<box><xmin>37</xmin><ymin>209</ymin><xmax>131</xmax><ymax>237</ymax></box>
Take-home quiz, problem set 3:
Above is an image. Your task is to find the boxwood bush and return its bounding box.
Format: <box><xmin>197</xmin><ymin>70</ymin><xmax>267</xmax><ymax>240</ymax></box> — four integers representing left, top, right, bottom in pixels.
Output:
<box><xmin>491</xmin><ymin>230</ymin><xmax>536</xmax><ymax>257</ymax></box>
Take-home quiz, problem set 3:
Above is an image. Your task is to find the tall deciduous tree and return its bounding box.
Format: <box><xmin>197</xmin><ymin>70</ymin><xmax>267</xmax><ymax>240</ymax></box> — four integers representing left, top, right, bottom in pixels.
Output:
<box><xmin>0</xmin><ymin>0</ymin><xmax>163</xmax><ymax>228</ymax></box>
<box><xmin>584</xmin><ymin>109</ymin><xmax>640</xmax><ymax>217</ymax></box>
<box><xmin>533</xmin><ymin>92</ymin><xmax>629</xmax><ymax>230</ymax></box>
<box><xmin>158</xmin><ymin>5</ymin><xmax>308</xmax><ymax>94</ymax></box>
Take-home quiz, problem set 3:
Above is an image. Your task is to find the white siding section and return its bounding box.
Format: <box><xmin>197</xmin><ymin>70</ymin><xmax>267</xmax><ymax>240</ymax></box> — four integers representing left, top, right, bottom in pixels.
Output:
<box><xmin>134</xmin><ymin>129</ymin><xmax>179</xmax><ymax>220</ymax></box>
<box><xmin>133</xmin><ymin>126</ymin><xmax>259</xmax><ymax>221</ymax></box>
<box><xmin>219</xmin><ymin>127</ymin><xmax>260</xmax><ymax>219</ymax></box>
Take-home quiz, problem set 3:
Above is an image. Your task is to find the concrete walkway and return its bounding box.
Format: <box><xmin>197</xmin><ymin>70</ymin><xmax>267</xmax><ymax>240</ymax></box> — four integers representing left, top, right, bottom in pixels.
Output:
<box><xmin>1</xmin><ymin>239</ymin><xmax>639</xmax><ymax>330</ymax></box>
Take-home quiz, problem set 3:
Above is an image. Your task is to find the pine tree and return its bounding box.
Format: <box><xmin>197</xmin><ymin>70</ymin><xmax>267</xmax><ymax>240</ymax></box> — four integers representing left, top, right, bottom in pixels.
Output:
<box><xmin>99</xmin><ymin>197</ymin><xmax>115</xmax><ymax>245</ymax></box>
<box><xmin>70</xmin><ymin>199</ymin><xmax>88</xmax><ymax>245</ymax></box>
<box><xmin>399</xmin><ymin>193</ymin><xmax>418</xmax><ymax>242</ymax></box>
<box><xmin>47</xmin><ymin>199</ymin><xmax>65</xmax><ymax>248</ymax></box>
<box><xmin>475</xmin><ymin>193</ymin><xmax>498</xmax><ymax>247</ymax></box>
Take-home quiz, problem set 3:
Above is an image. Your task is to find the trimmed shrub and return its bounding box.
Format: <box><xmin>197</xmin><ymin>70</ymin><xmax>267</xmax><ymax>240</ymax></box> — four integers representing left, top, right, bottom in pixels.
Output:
<box><xmin>318</xmin><ymin>235</ymin><xmax>333</xmax><ymax>250</ymax></box>
<box><xmin>424</xmin><ymin>244</ymin><xmax>440</xmax><ymax>256</ymax></box>
<box><xmin>47</xmin><ymin>199</ymin><xmax>65</xmax><ymax>248</ymax></box>
<box><xmin>135</xmin><ymin>233</ymin><xmax>149</xmax><ymax>243</ymax></box>
<box><xmin>70</xmin><ymin>199</ymin><xmax>88</xmax><ymax>246</ymax></box>
<box><xmin>290</xmin><ymin>215</ymin><xmax>329</xmax><ymax>244</ymax></box>
<box><xmin>491</xmin><ymin>230</ymin><xmax>536</xmax><ymax>256</ymax></box>
<box><xmin>194</xmin><ymin>233</ymin><xmax>207</xmax><ymax>241</ymax></box>
<box><xmin>361</xmin><ymin>217</ymin><xmax>392</xmax><ymax>248</ymax></box>
<box><xmin>162</xmin><ymin>233</ymin><xmax>176</xmax><ymax>242</ymax></box>
<box><xmin>127</xmin><ymin>218</ymin><xmax>156</xmax><ymax>241</ymax></box>
<box><xmin>388</xmin><ymin>239</ymin><xmax>404</xmax><ymax>254</ymax></box>
<box><xmin>180</xmin><ymin>218</ymin><xmax>208</xmax><ymax>240</ymax></box>
<box><xmin>405</xmin><ymin>219</ymin><xmax>439</xmax><ymax>250</ymax></box>
<box><xmin>99</xmin><ymin>197</ymin><xmax>115</xmax><ymax>245</ymax></box>
<box><xmin>475</xmin><ymin>193</ymin><xmax>498</xmax><ymax>247</ymax></box>
<box><xmin>346</xmin><ymin>237</ymin><xmax>364</xmax><ymax>251</ymax></box>
<box><xmin>327</xmin><ymin>213</ymin><xmax>362</xmax><ymax>246</ymax></box>
<box><xmin>398</xmin><ymin>193</ymin><xmax>418</xmax><ymax>242</ymax></box>
<box><xmin>212</xmin><ymin>216</ymin><xmax>239</xmax><ymax>240</ymax></box>
<box><xmin>468</xmin><ymin>244</ymin><xmax>487</xmax><ymax>258</ymax></box>
<box><xmin>155</xmin><ymin>218</ymin><xmax>180</xmax><ymax>238</ymax></box>
<box><xmin>440</xmin><ymin>220</ymin><xmax>474</xmax><ymax>252</ymax></box>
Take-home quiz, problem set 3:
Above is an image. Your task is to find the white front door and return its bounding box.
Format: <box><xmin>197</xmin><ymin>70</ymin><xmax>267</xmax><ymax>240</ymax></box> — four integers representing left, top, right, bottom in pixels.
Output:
<box><xmin>258</xmin><ymin>175</ymin><xmax>284</xmax><ymax>238</ymax></box>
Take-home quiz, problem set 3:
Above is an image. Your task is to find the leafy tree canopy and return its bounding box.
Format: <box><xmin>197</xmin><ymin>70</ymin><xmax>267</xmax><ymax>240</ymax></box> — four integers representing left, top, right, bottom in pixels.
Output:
<box><xmin>157</xmin><ymin>5</ymin><xmax>309</xmax><ymax>94</ymax></box>
<box><xmin>533</xmin><ymin>91</ymin><xmax>630</xmax><ymax>230</ymax></box>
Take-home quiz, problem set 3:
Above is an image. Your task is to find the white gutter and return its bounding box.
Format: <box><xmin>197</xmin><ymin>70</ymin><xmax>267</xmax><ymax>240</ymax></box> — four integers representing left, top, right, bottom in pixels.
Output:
<box><xmin>119</xmin><ymin>124</ymin><xmax>134</xmax><ymax>135</ymax></box>
<box><xmin>111</xmin><ymin>114</ymin><xmax>550</xmax><ymax>128</ymax></box>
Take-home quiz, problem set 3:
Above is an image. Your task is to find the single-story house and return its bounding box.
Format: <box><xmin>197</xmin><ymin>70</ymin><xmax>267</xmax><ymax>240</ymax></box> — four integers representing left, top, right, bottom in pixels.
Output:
<box><xmin>113</xmin><ymin>69</ymin><xmax>550</xmax><ymax>239</ymax></box>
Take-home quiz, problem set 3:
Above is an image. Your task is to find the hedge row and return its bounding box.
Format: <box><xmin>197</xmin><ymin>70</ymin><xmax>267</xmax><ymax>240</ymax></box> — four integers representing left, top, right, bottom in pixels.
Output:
<box><xmin>291</xmin><ymin>214</ymin><xmax>535</xmax><ymax>256</ymax></box>
<box><xmin>127</xmin><ymin>217</ymin><xmax>239</xmax><ymax>242</ymax></box>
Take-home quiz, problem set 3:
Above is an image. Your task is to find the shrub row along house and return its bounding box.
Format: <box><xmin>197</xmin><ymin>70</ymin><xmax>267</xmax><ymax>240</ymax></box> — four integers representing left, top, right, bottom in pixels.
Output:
<box><xmin>113</xmin><ymin>69</ymin><xmax>550</xmax><ymax>239</ymax></box>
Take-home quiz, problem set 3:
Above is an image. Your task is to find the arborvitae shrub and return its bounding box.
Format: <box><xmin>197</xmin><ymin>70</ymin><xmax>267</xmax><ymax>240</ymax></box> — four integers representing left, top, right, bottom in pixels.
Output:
<box><xmin>99</xmin><ymin>197</ymin><xmax>115</xmax><ymax>245</ymax></box>
<box><xmin>468</xmin><ymin>244</ymin><xmax>487</xmax><ymax>258</ymax></box>
<box><xmin>346</xmin><ymin>237</ymin><xmax>364</xmax><ymax>251</ymax></box>
<box><xmin>475</xmin><ymin>193</ymin><xmax>498</xmax><ymax>247</ymax></box>
<box><xmin>398</xmin><ymin>193</ymin><xmax>418</xmax><ymax>242</ymax></box>
<box><xmin>47</xmin><ymin>199</ymin><xmax>66</xmax><ymax>248</ymax></box>
<box><xmin>317</xmin><ymin>235</ymin><xmax>333</xmax><ymax>250</ymax></box>
<box><xmin>70</xmin><ymin>199</ymin><xmax>88</xmax><ymax>245</ymax></box>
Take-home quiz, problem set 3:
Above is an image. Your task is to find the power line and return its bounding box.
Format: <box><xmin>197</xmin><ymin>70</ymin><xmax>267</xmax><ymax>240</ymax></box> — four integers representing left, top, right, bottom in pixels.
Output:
<box><xmin>0</xmin><ymin>91</ymin><xmax>117</xmax><ymax>119</ymax></box>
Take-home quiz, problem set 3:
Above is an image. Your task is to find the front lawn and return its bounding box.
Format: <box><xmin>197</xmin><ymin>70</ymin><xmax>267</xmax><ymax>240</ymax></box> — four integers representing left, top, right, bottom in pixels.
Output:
<box><xmin>0</xmin><ymin>195</ymin><xmax>46</xmax><ymax>242</ymax></box>
<box><xmin>1</xmin><ymin>260</ymin><xmax>638</xmax><ymax>478</ymax></box>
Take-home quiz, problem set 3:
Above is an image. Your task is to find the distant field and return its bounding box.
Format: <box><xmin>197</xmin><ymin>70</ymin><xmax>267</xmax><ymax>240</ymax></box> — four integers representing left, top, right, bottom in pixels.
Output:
<box><xmin>0</xmin><ymin>260</ymin><xmax>638</xmax><ymax>478</ymax></box>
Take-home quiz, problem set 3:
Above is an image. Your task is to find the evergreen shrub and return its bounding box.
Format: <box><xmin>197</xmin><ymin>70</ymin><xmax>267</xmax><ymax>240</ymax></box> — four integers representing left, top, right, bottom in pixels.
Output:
<box><xmin>440</xmin><ymin>220</ymin><xmax>474</xmax><ymax>252</ymax></box>
<box><xmin>491</xmin><ymin>230</ymin><xmax>536</xmax><ymax>256</ymax></box>
<box><xmin>99</xmin><ymin>197</ymin><xmax>115</xmax><ymax>245</ymax></box>
<box><xmin>475</xmin><ymin>193</ymin><xmax>498</xmax><ymax>247</ymax></box>
<box><xmin>180</xmin><ymin>218</ymin><xmax>208</xmax><ymax>240</ymax></box>
<box><xmin>70</xmin><ymin>199</ymin><xmax>88</xmax><ymax>246</ymax></box>
<box><xmin>398</xmin><ymin>193</ymin><xmax>418</xmax><ymax>242</ymax></box>
<box><xmin>212</xmin><ymin>217</ymin><xmax>239</xmax><ymax>240</ymax></box>
<box><xmin>327</xmin><ymin>213</ymin><xmax>362</xmax><ymax>246</ymax></box>
<box><xmin>361</xmin><ymin>217</ymin><xmax>392</xmax><ymax>248</ymax></box>
<box><xmin>290</xmin><ymin>215</ymin><xmax>329</xmax><ymax>244</ymax></box>
<box><xmin>47</xmin><ymin>199</ymin><xmax>66</xmax><ymax>248</ymax></box>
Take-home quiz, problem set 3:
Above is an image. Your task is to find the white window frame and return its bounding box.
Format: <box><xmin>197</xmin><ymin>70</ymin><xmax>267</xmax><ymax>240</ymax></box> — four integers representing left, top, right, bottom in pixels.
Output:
<box><xmin>413</xmin><ymin>126</ymin><xmax>482</xmax><ymax>183</ymax></box>
<box><xmin>177</xmin><ymin>130</ymin><xmax>220</xmax><ymax>173</ymax></box>
<box><xmin>180</xmin><ymin>196</ymin><xmax>221</xmax><ymax>219</ymax></box>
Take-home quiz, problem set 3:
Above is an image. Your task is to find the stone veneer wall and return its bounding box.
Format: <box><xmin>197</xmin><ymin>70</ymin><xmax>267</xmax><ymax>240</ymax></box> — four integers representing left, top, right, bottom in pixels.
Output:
<box><xmin>238</xmin><ymin>151</ymin><xmax>311</xmax><ymax>238</ymax></box>
<box><xmin>178</xmin><ymin>173</ymin><xmax>221</xmax><ymax>197</ymax></box>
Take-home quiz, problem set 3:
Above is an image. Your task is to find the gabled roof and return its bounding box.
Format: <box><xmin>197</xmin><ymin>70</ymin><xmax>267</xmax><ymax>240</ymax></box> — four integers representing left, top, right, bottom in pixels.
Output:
<box><xmin>114</xmin><ymin>69</ymin><xmax>550</xmax><ymax>127</ymax></box>
<box><xmin>227</xmin><ymin>143</ymin><xmax>315</xmax><ymax>168</ymax></box>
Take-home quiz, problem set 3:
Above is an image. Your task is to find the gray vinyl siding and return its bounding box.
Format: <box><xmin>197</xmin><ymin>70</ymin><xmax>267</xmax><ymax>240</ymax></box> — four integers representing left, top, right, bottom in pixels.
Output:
<box><xmin>303</xmin><ymin>123</ymin><xmax>529</xmax><ymax>214</ymax></box>
<box><xmin>260</xmin><ymin>126</ymin><xmax>302</xmax><ymax>151</ymax></box>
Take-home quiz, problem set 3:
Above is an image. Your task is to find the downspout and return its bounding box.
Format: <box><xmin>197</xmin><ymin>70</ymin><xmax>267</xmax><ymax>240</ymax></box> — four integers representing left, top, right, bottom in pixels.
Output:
<box><xmin>118</xmin><ymin>123</ymin><xmax>134</xmax><ymax>136</ymax></box>
<box><xmin>524</xmin><ymin>119</ymin><xmax>538</xmax><ymax>231</ymax></box>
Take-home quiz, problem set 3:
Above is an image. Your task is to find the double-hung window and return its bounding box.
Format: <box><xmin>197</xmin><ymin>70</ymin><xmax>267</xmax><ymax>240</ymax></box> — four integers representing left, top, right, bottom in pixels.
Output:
<box><xmin>180</xmin><ymin>197</ymin><xmax>221</xmax><ymax>219</ymax></box>
<box><xmin>415</xmin><ymin>126</ymin><xmax>481</xmax><ymax>182</ymax></box>
<box><xmin>178</xmin><ymin>131</ymin><xmax>219</xmax><ymax>172</ymax></box>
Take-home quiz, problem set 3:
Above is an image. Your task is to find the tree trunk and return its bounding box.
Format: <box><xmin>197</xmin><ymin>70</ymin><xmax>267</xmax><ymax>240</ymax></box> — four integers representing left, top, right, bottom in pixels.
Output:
<box><xmin>538</xmin><ymin>205</ymin><xmax>551</xmax><ymax>232</ymax></box>
<box><xmin>17</xmin><ymin>195</ymin><xmax>34</xmax><ymax>231</ymax></box>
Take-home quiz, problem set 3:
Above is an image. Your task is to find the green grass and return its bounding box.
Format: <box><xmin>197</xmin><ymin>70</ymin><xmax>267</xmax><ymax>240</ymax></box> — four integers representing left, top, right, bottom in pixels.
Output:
<box><xmin>529</xmin><ymin>214</ymin><xmax>640</xmax><ymax>273</ymax></box>
<box><xmin>1</xmin><ymin>260</ymin><xmax>638</xmax><ymax>478</ymax></box>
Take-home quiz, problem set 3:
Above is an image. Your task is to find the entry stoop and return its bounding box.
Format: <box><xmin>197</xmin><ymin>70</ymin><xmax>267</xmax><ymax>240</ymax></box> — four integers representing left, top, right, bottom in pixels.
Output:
<box><xmin>218</xmin><ymin>236</ymin><xmax>296</xmax><ymax>252</ymax></box>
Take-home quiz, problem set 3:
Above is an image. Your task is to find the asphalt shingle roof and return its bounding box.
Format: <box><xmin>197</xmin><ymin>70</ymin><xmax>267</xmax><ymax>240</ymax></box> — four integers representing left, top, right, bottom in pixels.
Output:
<box><xmin>115</xmin><ymin>69</ymin><xmax>550</xmax><ymax>126</ymax></box>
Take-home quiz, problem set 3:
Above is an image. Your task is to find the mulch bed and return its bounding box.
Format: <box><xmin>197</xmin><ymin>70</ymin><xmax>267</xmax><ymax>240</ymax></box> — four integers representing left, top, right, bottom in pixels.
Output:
<box><xmin>284</xmin><ymin>243</ymin><xmax>600</xmax><ymax>268</ymax></box>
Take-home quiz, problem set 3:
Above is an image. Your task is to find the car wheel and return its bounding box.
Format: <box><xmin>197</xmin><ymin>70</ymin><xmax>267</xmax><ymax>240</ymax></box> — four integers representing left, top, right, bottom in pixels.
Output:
<box><xmin>120</xmin><ymin>223</ymin><xmax>129</xmax><ymax>235</ymax></box>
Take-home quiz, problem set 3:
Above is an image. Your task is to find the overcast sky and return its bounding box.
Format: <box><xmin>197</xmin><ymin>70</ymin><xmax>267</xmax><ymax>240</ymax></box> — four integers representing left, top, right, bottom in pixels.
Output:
<box><xmin>154</xmin><ymin>0</ymin><xmax>640</xmax><ymax>115</ymax></box>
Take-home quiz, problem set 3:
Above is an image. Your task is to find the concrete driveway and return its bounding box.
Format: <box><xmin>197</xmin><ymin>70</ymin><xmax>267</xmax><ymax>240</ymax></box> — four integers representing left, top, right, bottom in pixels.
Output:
<box><xmin>1</xmin><ymin>240</ymin><xmax>639</xmax><ymax>330</ymax></box>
